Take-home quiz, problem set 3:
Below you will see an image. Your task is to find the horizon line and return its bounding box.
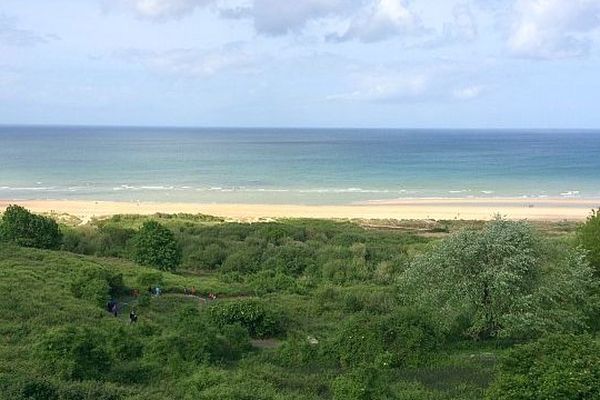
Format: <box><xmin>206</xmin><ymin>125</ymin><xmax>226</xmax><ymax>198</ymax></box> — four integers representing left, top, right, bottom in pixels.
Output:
<box><xmin>2</xmin><ymin>123</ymin><xmax>600</xmax><ymax>131</ymax></box>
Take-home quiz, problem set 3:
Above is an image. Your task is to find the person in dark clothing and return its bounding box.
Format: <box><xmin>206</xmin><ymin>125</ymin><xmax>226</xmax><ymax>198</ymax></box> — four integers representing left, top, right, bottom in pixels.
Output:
<box><xmin>129</xmin><ymin>309</ymin><xmax>138</xmax><ymax>323</ymax></box>
<box><xmin>111</xmin><ymin>302</ymin><xmax>118</xmax><ymax>317</ymax></box>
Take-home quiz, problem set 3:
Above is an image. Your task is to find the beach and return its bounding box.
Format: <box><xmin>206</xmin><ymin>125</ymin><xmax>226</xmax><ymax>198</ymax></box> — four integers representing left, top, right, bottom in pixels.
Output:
<box><xmin>2</xmin><ymin>198</ymin><xmax>597</xmax><ymax>222</ymax></box>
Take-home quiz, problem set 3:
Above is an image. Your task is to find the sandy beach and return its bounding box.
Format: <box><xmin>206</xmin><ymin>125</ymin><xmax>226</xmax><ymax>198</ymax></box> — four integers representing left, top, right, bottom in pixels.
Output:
<box><xmin>1</xmin><ymin>198</ymin><xmax>598</xmax><ymax>222</ymax></box>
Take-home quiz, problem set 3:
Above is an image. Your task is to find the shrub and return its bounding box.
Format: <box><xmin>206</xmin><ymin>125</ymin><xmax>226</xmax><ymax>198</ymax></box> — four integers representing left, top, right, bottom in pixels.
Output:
<box><xmin>133</xmin><ymin>221</ymin><xmax>181</xmax><ymax>271</ymax></box>
<box><xmin>331</xmin><ymin>367</ymin><xmax>391</xmax><ymax>400</ymax></box>
<box><xmin>209</xmin><ymin>299</ymin><xmax>286</xmax><ymax>338</ymax></box>
<box><xmin>97</xmin><ymin>225</ymin><xmax>136</xmax><ymax>258</ymax></box>
<box><xmin>20</xmin><ymin>379</ymin><xmax>58</xmax><ymax>400</ymax></box>
<box><xmin>487</xmin><ymin>334</ymin><xmax>600</xmax><ymax>400</ymax></box>
<box><xmin>71</xmin><ymin>267</ymin><xmax>125</xmax><ymax>307</ymax></box>
<box><xmin>0</xmin><ymin>205</ymin><xmax>62</xmax><ymax>249</ymax></box>
<box><xmin>220</xmin><ymin>248</ymin><xmax>262</xmax><ymax>274</ymax></box>
<box><xmin>327</xmin><ymin>309</ymin><xmax>441</xmax><ymax>369</ymax></box>
<box><xmin>136</xmin><ymin>271</ymin><xmax>164</xmax><ymax>289</ymax></box>
<box><xmin>577</xmin><ymin>208</ymin><xmax>600</xmax><ymax>275</ymax></box>
<box><xmin>248</xmin><ymin>270</ymin><xmax>299</xmax><ymax>295</ymax></box>
<box><xmin>36</xmin><ymin>326</ymin><xmax>112</xmax><ymax>381</ymax></box>
<box><xmin>147</xmin><ymin>307</ymin><xmax>250</xmax><ymax>365</ymax></box>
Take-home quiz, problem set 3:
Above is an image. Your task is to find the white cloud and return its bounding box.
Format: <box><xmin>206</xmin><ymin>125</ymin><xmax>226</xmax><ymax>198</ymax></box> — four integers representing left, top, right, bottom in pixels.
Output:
<box><xmin>443</xmin><ymin>4</ymin><xmax>478</xmax><ymax>42</ymax></box>
<box><xmin>248</xmin><ymin>0</ymin><xmax>356</xmax><ymax>35</ymax></box>
<box><xmin>124</xmin><ymin>0</ymin><xmax>213</xmax><ymax>20</ymax></box>
<box><xmin>328</xmin><ymin>70</ymin><xmax>430</xmax><ymax>102</ymax></box>
<box><xmin>116</xmin><ymin>43</ymin><xmax>254</xmax><ymax>77</ymax></box>
<box><xmin>508</xmin><ymin>0</ymin><xmax>600</xmax><ymax>59</ymax></box>
<box><xmin>115</xmin><ymin>0</ymin><xmax>428</xmax><ymax>43</ymax></box>
<box><xmin>453</xmin><ymin>85</ymin><xmax>484</xmax><ymax>100</ymax></box>
<box><xmin>333</xmin><ymin>0</ymin><xmax>425</xmax><ymax>42</ymax></box>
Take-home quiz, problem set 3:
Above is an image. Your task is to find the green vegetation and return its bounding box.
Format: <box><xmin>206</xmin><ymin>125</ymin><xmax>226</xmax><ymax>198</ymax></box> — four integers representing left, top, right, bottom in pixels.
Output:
<box><xmin>578</xmin><ymin>208</ymin><xmax>600</xmax><ymax>275</ymax></box>
<box><xmin>133</xmin><ymin>220</ymin><xmax>182</xmax><ymax>271</ymax></box>
<box><xmin>0</xmin><ymin>207</ymin><xmax>598</xmax><ymax>399</ymax></box>
<box><xmin>0</xmin><ymin>205</ymin><xmax>62</xmax><ymax>249</ymax></box>
<box><xmin>487</xmin><ymin>334</ymin><xmax>600</xmax><ymax>400</ymax></box>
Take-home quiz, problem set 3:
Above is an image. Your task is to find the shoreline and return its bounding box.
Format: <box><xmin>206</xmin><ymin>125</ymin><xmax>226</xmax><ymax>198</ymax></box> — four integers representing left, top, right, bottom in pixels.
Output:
<box><xmin>2</xmin><ymin>198</ymin><xmax>598</xmax><ymax>222</ymax></box>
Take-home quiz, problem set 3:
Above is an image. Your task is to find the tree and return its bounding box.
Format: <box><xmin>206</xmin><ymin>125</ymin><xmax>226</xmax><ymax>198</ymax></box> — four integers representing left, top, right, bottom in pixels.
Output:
<box><xmin>399</xmin><ymin>219</ymin><xmax>598</xmax><ymax>340</ymax></box>
<box><xmin>0</xmin><ymin>205</ymin><xmax>62</xmax><ymax>249</ymax></box>
<box><xmin>133</xmin><ymin>220</ymin><xmax>181</xmax><ymax>271</ymax></box>
<box><xmin>400</xmin><ymin>219</ymin><xmax>541</xmax><ymax>339</ymax></box>
<box><xmin>577</xmin><ymin>208</ymin><xmax>600</xmax><ymax>275</ymax></box>
<box><xmin>487</xmin><ymin>335</ymin><xmax>600</xmax><ymax>400</ymax></box>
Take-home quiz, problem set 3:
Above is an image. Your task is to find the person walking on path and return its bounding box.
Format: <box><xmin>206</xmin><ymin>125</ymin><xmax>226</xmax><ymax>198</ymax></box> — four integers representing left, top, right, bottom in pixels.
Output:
<box><xmin>111</xmin><ymin>302</ymin><xmax>118</xmax><ymax>317</ymax></box>
<box><xmin>129</xmin><ymin>309</ymin><xmax>138</xmax><ymax>324</ymax></box>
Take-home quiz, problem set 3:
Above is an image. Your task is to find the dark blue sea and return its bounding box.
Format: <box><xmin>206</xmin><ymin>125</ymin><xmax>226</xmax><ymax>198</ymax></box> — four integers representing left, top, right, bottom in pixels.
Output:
<box><xmin>1</xmin><ymin>126</ymin><xmax>599</xmax><ymax>204</ymax></box>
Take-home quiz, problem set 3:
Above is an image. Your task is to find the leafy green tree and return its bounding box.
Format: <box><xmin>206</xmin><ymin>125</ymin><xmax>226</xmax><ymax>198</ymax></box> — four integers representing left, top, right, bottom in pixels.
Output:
<box><xmin>133</xmin><ymin>220</ymin><xmax>181</xmax><ymax>271</ymax></box>
<box><xmin>401</xmin><ymin>219</ymin><xmax>541</xmax><ymax>339</ymax></box>
<box><xmin>0</xmin><ymin>205</ymin><xmax>62</xmax><ymax>249</ymax></box>
<box><xmin>400</xmin><ymin>219</ymin><xmax>597</xmax><ymax>340</ymax></box>
<box><xmin>577</xmin><ymin>208</ymin><xmax>600</xmax><ymax>274</ymax></box>
<box><xmin>487</xmin><ymin>335</ymin><xmax>600</xmax><ymax>400</ymax></box>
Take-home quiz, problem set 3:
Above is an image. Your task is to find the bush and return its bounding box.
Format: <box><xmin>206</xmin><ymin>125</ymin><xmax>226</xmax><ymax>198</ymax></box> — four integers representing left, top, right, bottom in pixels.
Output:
<box><xmin>327</xmin><ymin>309</ymin><xmax>442</xmax><ymax>369</ymax></box>
<box><xmin>36</xmin><ymin>326</ymin><xmax>112</xmax><ymax>381</ymax></box>
<box><xmin>20</xmin><ymin>379</ymin><xmax>58</xmax><ymax>400</ymax></box>
<box><xmin>578</xmin><ymin>208</ymin><xmax>600</xmax><ymax>275</ymax></box>
<box><xmin>133</xmin><ymin>221</ymin><xmax>181</xmax><ymax>271</ymax></box>
<box><xmin>136</xmin><ymin>271</ymin><xmax>164</xmax><ymax>289</ymax></box>
<box><xmin>487</xmin><ymin>334</ymin><xmax>600</xmax><ymax>400</ymax></box>
<box><xmin>0</xmin><ymin>205</ymin><xmax>62</xmax><ymax>249</ymax></box>
<box><xmin>209</xmin><ymin>299</ymin><xmax>286</xmax><ymax>338</ymax></box>
<box><xmin>146</xmin><ymin>307</ymin><xmax>250</xmax><ymax>365</ymax></box>
<box><xmin>331</xmin><ymin>367</ymin><xmax>392</xmax><ymax>400</ymax></box>
<box><xmin>71</xmin><ymin>267</ymin><xmax>125</xmax><ymax>307</ymax></box>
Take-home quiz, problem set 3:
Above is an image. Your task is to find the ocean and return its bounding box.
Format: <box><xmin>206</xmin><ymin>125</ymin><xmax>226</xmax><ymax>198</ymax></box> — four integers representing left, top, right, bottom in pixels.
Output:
<box><xmin>1</xmin><ymin>126</ymin><xmax>599</xmax><ymax>205</ymax></box>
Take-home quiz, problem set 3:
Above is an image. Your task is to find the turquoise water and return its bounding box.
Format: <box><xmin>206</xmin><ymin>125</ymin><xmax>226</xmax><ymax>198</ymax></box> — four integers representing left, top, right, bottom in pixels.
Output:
<box><xmin>1</xmin><ymin>126</ymin><xmax>599</xmax><ymax>204</ymax></box>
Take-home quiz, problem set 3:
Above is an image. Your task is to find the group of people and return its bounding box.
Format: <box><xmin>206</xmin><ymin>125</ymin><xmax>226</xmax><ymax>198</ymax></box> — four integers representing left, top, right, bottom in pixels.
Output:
<box><xmin>107</xmin><ymin>299</ymin><xmax>138</xmax><ymax>323</ymax></box>
<box><xmin>106</xmin><ymin>284</ymin><xmax>218</xmax><ymax>324</ymax></box>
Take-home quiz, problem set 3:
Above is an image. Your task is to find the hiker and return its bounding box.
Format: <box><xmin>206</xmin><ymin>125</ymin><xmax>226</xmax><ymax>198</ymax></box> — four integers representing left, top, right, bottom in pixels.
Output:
<box><xmin>129</xmin><ymin>310</ymin><xmax>138</xmax><ymax>324</ymax></box>
<box><xmin>183</xmin><ymin>287</ymin><xmax>189</xmax><ymax>295</ymax></box>
<box><xmin>132</xmin><ymin>288</ymin><xmax>139</xmax><ymax>298</ymax></box>
<box><xmin>106</xmin><ymin>300</ymin><xmax>114</xmax><ymax>313</ymax></box>
<box><xmin>148</xmin><ymin>286</ymin><xmax>153</xmax><ymax>295</ymax></box>
<box><xmin>111</xmin><ymin>302</ymin><xmax>118</xmax><ymax>317</ymax></box>
<box><xmin>154</xmin><ymin>286</ymin><xmax>161</xmax><ymax>297</ymax></box>
<box><xmin>191</xmin><ymin>286</ymin><xmax>196</xmax><ymax>296</ymax></box>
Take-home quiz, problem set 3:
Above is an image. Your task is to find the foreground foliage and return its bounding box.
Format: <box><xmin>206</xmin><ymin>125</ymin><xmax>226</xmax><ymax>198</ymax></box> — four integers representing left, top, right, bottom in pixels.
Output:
<box><xmin>0</xmin><ymin>208</ymin><xmax>598</xmax><ymax>399</ymax></box>
<box><xmin>487</xmin><ymin>334</ymin><xmax>600</xmax><ymax>400</ymax></box>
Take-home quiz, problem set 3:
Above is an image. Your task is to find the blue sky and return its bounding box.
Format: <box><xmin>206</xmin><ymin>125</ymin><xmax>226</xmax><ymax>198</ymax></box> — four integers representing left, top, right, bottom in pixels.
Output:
<box><xmin>1</xmin><ymin>0</ymin><xmax>599</xmax><ymax>128</ymax></box>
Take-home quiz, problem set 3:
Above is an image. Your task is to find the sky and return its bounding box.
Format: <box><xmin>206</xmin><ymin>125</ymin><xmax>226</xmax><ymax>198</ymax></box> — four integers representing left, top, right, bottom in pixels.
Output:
<box><xmin>0</xmin><ymin>0</ymin><xmax>600</xmax><ymax>128</ymax></box>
